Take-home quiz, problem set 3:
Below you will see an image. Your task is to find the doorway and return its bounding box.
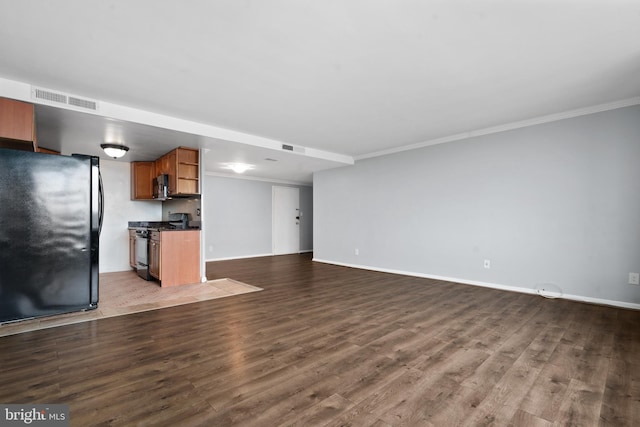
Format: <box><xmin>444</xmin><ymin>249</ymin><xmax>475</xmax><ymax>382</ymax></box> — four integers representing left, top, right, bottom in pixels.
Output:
<box><xmin>272</xmin><ymin>186</ymin><xmax>300</xmax><ymax>255</ymax></box>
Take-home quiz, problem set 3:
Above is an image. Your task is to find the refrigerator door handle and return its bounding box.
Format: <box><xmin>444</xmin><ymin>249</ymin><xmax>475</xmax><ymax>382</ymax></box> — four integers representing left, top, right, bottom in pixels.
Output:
<box><xmin>98</xmin><ymin>171</ymin><xmax>104</xmax><ymax>236</ymax></box>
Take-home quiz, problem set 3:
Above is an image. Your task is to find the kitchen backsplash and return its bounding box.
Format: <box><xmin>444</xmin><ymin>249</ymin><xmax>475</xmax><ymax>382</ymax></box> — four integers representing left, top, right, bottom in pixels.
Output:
<box><xmin>162</xmin><ymin>197</ymin><xmax>201</xmax><ymax>222</ymax></box>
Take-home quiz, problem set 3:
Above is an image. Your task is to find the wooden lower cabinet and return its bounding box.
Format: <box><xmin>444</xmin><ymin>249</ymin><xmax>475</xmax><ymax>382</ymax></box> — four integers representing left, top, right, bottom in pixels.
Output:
<box><xmin>149</xmin><ymin>231</ymin><xmax>161</xmax><ymax>279</ymax></box>
<box><xmin>153</xmin><ymin>230</ymin><xmax>200</xmax><ymax>286</ymax></box>
<box><xmin>129</xmin><ymin>230</ymin><xmax>137</xmax><ymax>269</ymax></box>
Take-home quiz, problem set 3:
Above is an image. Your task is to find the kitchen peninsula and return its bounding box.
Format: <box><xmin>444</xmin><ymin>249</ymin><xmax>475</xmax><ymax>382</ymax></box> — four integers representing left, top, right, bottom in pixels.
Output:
<box><xmin>129</xmin><ymin>218</ymin><xmax>201</xmax><ymax>287</ymax></box>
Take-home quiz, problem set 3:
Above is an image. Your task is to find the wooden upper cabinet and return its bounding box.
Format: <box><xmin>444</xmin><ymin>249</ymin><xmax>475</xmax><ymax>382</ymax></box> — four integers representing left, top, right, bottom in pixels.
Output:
<box><xmin>0</xmin><ymin>97</ymin><xmax>38</xmax><ymax>151</ymax></box>
<box><xmin>131</xmin><ymin>146</ymin><xmax>199</xmax><ymax>201</ymax></box>
<box><xmin>156</xmin><ymin>147</ymin><xmax>199</xmax><ymax>196</ymax></box>
<box><xmin>176</xmin><ymin>147</ymin><xmax>199</xmax><ymax>194</ymax></box>
<box><xmin>176</xmin><ymin>147</ymin><xmax>200</xmax><ymax>194</ymax></box>
<box><xmin>37</xmin><ymin>147</ymin><xmax>61</xmax><ymax>155</ymax></box>
<box><xmin>164</xmin><ymin>150</ymin><xmax>177</xmax><ymax>195</ymax></box>
<box><xmin>130</xmin><ymin>161</ymin><xmax>156</xmax><ymax>200</ymax></box>
<box><xmin>155</xmin><ymin>151</ymin><xmax>170</xmax><ymax>176</ymax></box>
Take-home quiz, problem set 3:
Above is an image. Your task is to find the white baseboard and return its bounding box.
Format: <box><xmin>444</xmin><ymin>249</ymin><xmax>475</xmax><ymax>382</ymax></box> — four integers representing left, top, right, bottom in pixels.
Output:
<box><xmin>206</xmin><ymin>253</ymin><xmax>273</xmax><ymax>262</ymax></box>
<box><xmin>312</xmin><ymin>258</ymin><xmax>640</xmax><ymax>311</ymax></box>
<box><xmin>207</xmin><ymin>250</ymin><xmax>314</xmax><ymax>262</ymax></box>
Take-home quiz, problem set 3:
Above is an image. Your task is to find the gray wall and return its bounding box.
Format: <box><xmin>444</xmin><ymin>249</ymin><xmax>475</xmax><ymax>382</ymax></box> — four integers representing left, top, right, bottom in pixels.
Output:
<box><xmin>203</xmin><ymin>175</ymin><xmax>313</xmax><ymax>260</ymax></box>
<box><xmin>314</xmin><ymin>105</ymin><xmax>640</xmax><ymax>305</ymax></box>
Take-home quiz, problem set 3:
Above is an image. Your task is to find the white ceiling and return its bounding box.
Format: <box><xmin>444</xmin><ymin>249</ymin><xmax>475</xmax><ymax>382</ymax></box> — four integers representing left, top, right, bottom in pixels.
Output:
<box><xmin>1</xmin><ymin>1</ymin><xmax>639</xmax><ymax>183</ymax></box>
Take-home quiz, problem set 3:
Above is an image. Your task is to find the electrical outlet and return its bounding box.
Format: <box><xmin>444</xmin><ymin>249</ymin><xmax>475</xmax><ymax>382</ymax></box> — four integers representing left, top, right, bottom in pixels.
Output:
<box><xmin>484</xmin><ymin>259</ymin><xmax>491</xmax><ymax>269</ymax></box>
<box><xmin>354</xmin><ymin>248</ymin><xmax>359</xmax><ymax>256</ymax></box>
<box><xmin>629</xmin><ymin>272</ymin><xmax>639</xmax><ymax>285</ymax></box>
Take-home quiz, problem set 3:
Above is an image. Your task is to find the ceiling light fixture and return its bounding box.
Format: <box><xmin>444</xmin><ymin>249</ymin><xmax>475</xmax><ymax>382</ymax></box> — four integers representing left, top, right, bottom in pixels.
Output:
<box><xmin>100</xmin><ymin>143</ymin><xmax>129</xmax><ymax>159</ymax></box>
<box><xmin>225</xmin><ymin>163</ymin><xmax>254</xmax><ymax>174</ymax></box>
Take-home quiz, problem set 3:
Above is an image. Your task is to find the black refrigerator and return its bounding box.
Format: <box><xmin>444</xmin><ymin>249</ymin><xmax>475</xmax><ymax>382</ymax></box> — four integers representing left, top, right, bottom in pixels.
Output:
<box><xmin>0</xmin><ymin>148</ymin><xmax>102</xmax><ymax>323</ymax></box>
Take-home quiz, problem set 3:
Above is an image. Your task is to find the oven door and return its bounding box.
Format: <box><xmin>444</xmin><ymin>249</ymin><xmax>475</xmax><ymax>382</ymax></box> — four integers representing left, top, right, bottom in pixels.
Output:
<box><xmin>135</xmin><ymin>233</ymin><xmax>151</xmax><ymax>280</ymax></box>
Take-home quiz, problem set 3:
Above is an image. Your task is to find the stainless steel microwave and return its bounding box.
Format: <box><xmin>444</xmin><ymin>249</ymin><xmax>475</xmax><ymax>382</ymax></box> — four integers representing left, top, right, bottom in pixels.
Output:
<box><xmin>152</xmin><ymin>174</ymin><xmax>169</xmax><ymax>200</ymax></box>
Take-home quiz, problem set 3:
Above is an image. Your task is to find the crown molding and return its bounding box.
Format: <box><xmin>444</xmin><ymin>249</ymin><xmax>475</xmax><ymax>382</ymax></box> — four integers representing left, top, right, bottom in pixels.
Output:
<box><xmin>356</xmin><ymin>96</ymin><xmax>640</xmax><ymax>161</ymax></box>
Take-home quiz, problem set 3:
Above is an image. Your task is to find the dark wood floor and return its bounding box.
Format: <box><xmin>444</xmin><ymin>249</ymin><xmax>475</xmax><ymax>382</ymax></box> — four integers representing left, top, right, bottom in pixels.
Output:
<box><xmin>1</xmin><ymin>254</ymin><xmax>639</xmax><ymax>426</ymax></box>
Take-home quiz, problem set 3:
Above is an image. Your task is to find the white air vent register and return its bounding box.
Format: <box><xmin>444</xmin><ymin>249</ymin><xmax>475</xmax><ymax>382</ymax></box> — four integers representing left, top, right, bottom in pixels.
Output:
<box><xmin>31</xmin><ymin>87</ymin><xmax>99</xmax><ymax>111</ymax></box>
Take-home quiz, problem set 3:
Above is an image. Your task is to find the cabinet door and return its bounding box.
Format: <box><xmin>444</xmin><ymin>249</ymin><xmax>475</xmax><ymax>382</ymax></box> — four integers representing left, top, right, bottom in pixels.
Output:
<box><xmin>128</xmin><ymin>231</ymin><xmax>136</xmax><ymax>268</ymax></box>
<box><xmin>155</xmin><ymin>156</ymin><xmax>165</xmax><ymax>176</ymax></box>
<box><xmin>131</xmin><ymin>161</ymin><xmax>156</xmax><ymax>200</ymax></box>
<box><xmin>156</xmin><ymin>153</ymin><xmax>171</xmax><ymax>176</ymax></box>
<box><xmin>0</xmin><ymin>97</ymin><xmax>36</xmax><ymax>151</ymax></box>
<box><xmin>149</xmin><ymin>238</ymin><xmax>161</xmax><ymax>279</ymax></box>
<box><xmin>154</xmin><ymin>151</ymin><xmax>176</xmax><ymax>194</ymax></box>
<box><xmin>165</xmin><ymin>150</ymin><xmax>177</xmax><ymax>195</ymax></box>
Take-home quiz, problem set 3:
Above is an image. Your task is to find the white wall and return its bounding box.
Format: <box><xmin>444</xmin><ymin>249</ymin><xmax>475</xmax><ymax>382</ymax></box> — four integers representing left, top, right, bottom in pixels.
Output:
<box><xmin>203</xmin><ymin>175</ymin><xmax>313</xmax><ymax>260</ymax></box>
<box><xmin>314</xmin><ymin>105</ymin><xmax>640</xmax><ymax>307</ymax></box>
<box><xmin>99</xmin><ymin>160</ymin><xmax>161</xmax><ymax>272</ymax></box>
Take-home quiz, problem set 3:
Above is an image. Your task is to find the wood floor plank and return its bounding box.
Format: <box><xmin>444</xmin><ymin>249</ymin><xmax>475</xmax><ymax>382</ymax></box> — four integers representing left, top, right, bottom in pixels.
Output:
<box><xmin>324</xmin><ymin>407</ymin><xmax>394</xmax><ymax>427</ymax></box>
<box><xmin>554</xmin><ymin>379</ymin><xmax>604</xmax><ymax>426</ymax></box>
<box><xmin>283</xmin><ymin>393</ymin><xmax>354</xmax><ymax>427</ymax></box>
<box><xmin>508</xmin><ymin>409</ymin><xmax>554</xmax><ymax>427</ymax></box>
<box><xmin>519</xmin><ymin>362</ymin><xmax>571</xmax><ymax>422</ymax></box>
<box><xmin>462</xmin><ymin>357</ymin><xmax>541</xmax><ymax>425</ymax></box>
<box><xmin>330</xmin><ymin>352</ymin><xmax>407</xmax><ymax>405</ymax></box>
<box><xmin>332</xmin><ymin>367</ymin><xmax>441</xmax><ymax>426</ymax></box>
<box><xmin>424</xmin><ymin>384</ymin><xmax>489</xmax><ymax>426</ymax></box>
<box><xmin>0</xmin><ymin>254</ymin><xmax>638</xmax><ymax>426</ymax></box>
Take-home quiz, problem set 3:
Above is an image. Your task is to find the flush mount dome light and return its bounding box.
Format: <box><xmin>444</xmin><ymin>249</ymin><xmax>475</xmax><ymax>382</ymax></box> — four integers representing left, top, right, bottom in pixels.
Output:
<box><xmin>101</xmin><ymin>143</ymin><xmax>129</xmax><ymax>159</ymax></box>
<box><xmin>225</xmin><ymin>163</ymin><xmax>254</xmax><ymax>173</ymax></box>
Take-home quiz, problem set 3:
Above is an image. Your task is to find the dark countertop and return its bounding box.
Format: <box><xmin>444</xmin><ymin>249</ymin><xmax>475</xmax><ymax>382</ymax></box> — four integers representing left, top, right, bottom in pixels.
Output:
<box><xmin>129</xmin><ymin>221</ymin><xmax>167</xmax><ymax>229</ymax></box>
<box><xmin>128</xmin><ymin>221</ymin><xmax>201</xmax><ymax>231</ymax></box>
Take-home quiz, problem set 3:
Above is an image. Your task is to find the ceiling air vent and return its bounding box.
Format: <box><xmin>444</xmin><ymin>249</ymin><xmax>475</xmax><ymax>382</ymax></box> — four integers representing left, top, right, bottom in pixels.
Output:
<box><xmin>281</xmin><ymin>144</ymin><xmax>306</xmax><ymax>154</ymax></box>
<box><xmin>33</xmin><ymin>88</ymin><xmax>67</xmax><ymax>105</ymax></box>
<box><xmin>68</xmin><ymin>96</ymin><xmax>97</xmax><ymax>110</ymax></box>
<box><xmin>31</xmin><ymin>87</ymin><xmax>99</xmax><ymax>111</ymax></box>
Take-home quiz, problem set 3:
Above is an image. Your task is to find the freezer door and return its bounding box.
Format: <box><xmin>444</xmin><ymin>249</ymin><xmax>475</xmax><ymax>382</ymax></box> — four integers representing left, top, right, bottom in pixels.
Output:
<box><xmin>0</xmin><ymin>149</ymin><xmax>99</xmax><ymax>322</ymax></box>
